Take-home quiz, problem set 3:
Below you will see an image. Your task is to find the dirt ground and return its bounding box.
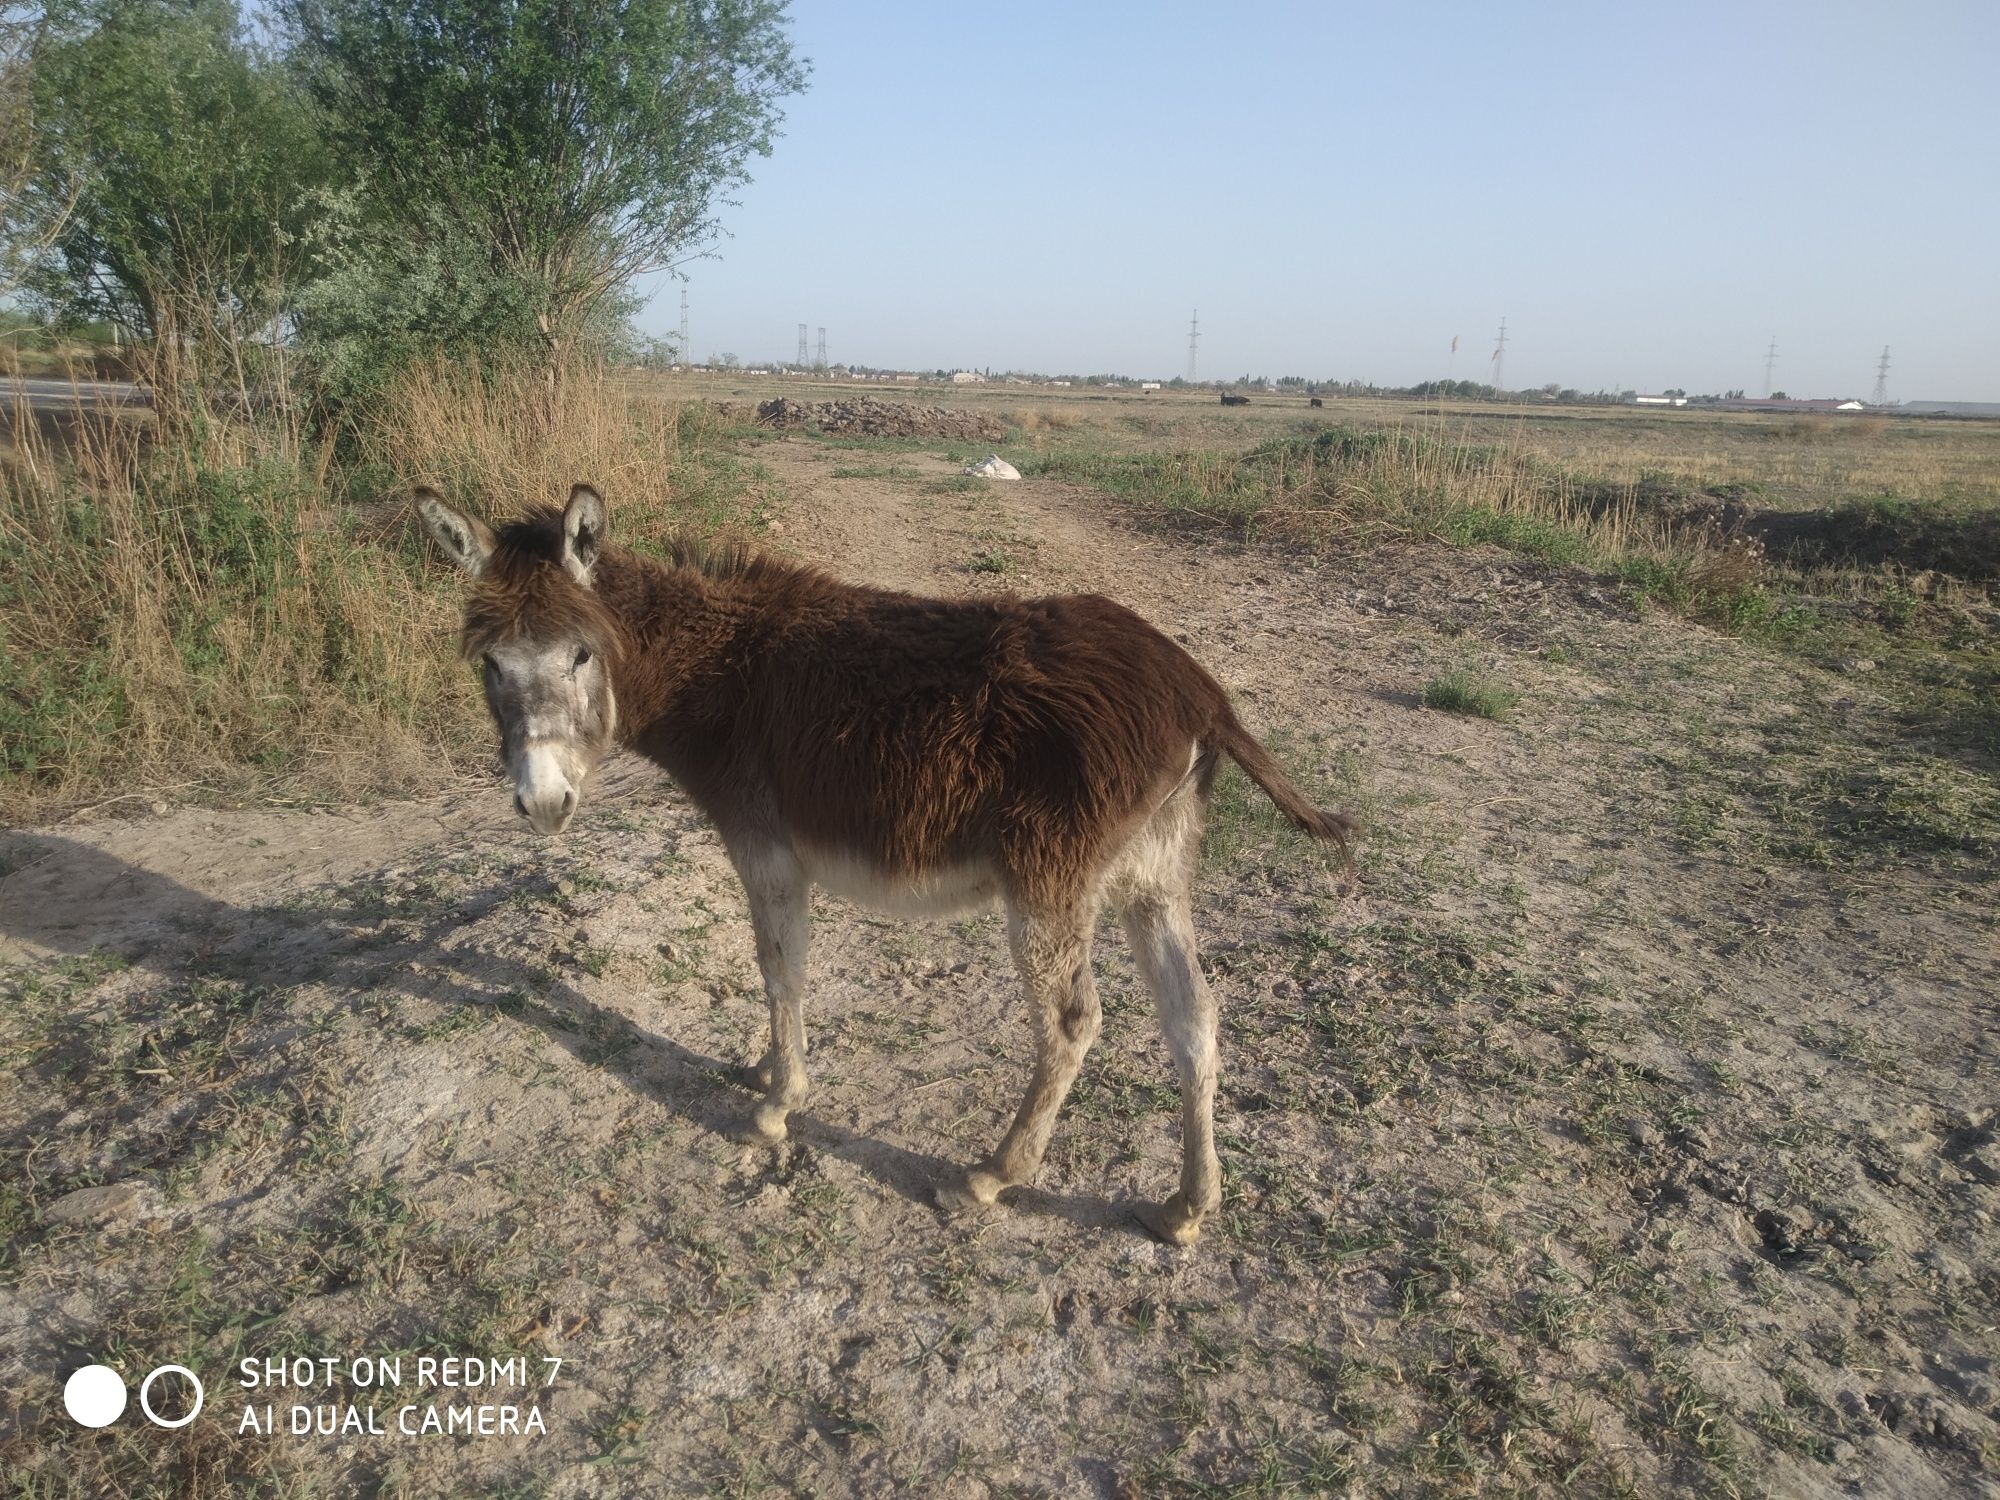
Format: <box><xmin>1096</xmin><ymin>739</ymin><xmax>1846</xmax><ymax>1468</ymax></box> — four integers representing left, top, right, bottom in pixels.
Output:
<box><xmin>3</xmin><ymin>436</ymin><xmax>1997</xmax><ymax>1497</ymax></box>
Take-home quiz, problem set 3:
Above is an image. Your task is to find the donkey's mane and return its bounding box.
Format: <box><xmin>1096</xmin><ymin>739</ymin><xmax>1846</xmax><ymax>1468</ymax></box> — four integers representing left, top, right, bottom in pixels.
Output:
<box><xmin>463</xmin><ymin>508</ymin><xmax>832</xmax><ymax>663</ymax></box>
<box><xmin>486</xmin><ymin>506</ymin><xmax>570</xmax><ymax>568</ymax></box>
<box><xmin>492</xmin><ymin>506</ymin><xmax>820</xmax><ymax>589</ymax></box>
<box><xmin>462</xmin><ymin>507</ymin><xmax>622</xmax><ymax>661</ymax></box>
<box><xmin>651</xmin><ymin>531</ymin><xmax>828</xmax><ymax>591</ymax></box>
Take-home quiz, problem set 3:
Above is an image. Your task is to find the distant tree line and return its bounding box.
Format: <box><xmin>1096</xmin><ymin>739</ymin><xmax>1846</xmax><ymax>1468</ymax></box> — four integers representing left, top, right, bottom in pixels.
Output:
<box><xmin>1168</xmin><ymin>375</ymin><xmax>1661</xmax><ymax>404</ymax></box>
<box><xmin>3</xmin><ymin>0</ymin><xmax>806</xmax><ymax>437</ymax></box>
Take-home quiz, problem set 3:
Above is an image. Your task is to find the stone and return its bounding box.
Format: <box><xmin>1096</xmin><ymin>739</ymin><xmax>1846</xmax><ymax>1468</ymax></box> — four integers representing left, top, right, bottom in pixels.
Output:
<box><xmin>45</xmin><ymin>1180</ymin><xmax>162</xmax><ymax>1225</ymax></box>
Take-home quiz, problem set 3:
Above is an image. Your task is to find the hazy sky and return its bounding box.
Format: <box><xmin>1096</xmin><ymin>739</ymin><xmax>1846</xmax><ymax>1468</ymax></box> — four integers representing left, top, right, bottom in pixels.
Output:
<box><xmin>635</xmin><ymin>0</ymin><xmax>1999</xmax><ymax>399</ymax></box>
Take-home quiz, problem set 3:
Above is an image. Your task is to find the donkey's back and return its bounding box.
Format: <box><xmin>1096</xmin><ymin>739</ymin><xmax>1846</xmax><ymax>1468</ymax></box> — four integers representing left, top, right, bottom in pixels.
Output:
<box><xmin>714</xmin><ymin>583</ymin><xmax>1237</xmax><ymax>897</ymax></box>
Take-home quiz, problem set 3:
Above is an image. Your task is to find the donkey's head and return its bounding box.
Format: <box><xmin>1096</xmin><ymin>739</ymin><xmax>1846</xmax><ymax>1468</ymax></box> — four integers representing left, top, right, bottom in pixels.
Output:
<box><xmin>417</xmin><ymin>483</ymin><xmax>620</xmax><ymax>835</ymax></box>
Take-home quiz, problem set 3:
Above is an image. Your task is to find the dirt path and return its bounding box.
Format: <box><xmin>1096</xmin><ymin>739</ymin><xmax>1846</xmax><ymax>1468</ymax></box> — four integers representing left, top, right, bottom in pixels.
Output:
<box><xmin>4</xmin><ymin>437</ymin><xmax>1996</xmax><ymax>1498</ymax></box>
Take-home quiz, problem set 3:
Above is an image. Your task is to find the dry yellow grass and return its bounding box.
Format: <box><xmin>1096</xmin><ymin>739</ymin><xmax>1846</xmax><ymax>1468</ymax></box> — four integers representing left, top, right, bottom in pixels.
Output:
<box><xmin>368</xmin><ymin>362</ymin><xmax>736</xmax><ymax>527</ymax></box>
<box><xmin>660</xmin><ymin>369</ymin><xmax>2000</xmax><ymax>513</ymax></box>
<box><xmin>1009</xmin><ymin>407</ymin><xmax>1079</xmax><ymax>435</ymax></box>
<box><xmin>0</xmin><ymin>363</ymin><xmax>751</xmax><ymax>820</ymax></box>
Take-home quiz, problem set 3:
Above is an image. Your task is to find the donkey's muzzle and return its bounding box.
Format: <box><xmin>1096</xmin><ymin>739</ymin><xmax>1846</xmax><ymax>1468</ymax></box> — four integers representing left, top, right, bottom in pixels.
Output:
<box><xmin>513</xmin><ymin>744</ymin><xmax>582</xmax><ymax>835</ymax></box>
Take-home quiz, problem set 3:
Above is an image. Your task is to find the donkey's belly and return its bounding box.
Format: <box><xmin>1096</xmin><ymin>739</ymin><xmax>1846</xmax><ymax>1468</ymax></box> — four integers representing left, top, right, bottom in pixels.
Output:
<box><xmin>796</xmin><ymin>844</ymin><xmax>1002</xmax><ymax>918</ymax></box>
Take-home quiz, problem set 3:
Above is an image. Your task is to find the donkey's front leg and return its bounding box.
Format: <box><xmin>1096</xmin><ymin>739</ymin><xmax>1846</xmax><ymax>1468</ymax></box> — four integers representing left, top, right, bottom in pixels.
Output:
<box><xmin>736</xmin><ymin>844</ymin><xmax>810</xmax><ymax>1145</ymax></box>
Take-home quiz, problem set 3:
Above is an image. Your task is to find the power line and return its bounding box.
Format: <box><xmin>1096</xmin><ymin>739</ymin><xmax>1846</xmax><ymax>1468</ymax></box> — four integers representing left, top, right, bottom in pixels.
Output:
<box><xmin>1871</xmin><ymin>345</ymin><xmax>1891</xmax><ymax>406</ymax></box>
<box><xmin>1491</xmin><ymin>316</ymin><xmax>1508</xmax><ymax>392</ymax></box>
<box><xmin>1763</xmin><ymin>335</ymin><xmax>1779</xmax><ymax>398</ymax></box>
<box><xmin>678</xmin><ymin>289</ymin><xmax>689</xmax><ymax>358</ymax></box>
<box><xmin>816</xmin><ymin>326</ymin><xmax>827</xmax><ymax>367</ymax></box>
<box><xmin>1187</xmin><ymin>309</ymin><xmax>1199</xmax><ymax>383</ymax></box>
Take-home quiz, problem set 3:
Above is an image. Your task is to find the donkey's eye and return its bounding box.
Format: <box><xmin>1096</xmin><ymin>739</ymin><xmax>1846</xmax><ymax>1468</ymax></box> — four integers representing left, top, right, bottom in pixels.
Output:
<box><xmin>574</xmin><ymin>647</ymin><xmax>592</xmax><ymax>669</ymax></box>
<box><xmin>481</xmin><ymin>654</ymin><xmax>498</xmax><ymax>676</ymax></box>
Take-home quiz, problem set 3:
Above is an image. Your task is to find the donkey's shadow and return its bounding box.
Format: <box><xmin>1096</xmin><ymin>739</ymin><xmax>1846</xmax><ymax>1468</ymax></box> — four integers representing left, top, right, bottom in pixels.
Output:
<box><xmin>0</xmin><ymin>832</ymin><xmax>1129</xmax><ymax>1235</ymax></box>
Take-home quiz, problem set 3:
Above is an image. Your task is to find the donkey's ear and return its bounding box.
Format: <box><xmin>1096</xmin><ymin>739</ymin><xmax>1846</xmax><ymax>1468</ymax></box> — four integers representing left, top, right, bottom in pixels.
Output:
<box><xmin>562</xmin><ymin>483</ymin><xmax>607</xmax><ymax>586</ymax></box>
<box><xmin>415</xmin><ymin>488</ymin><xmax>495</xmax><ymax>577</ymax></box>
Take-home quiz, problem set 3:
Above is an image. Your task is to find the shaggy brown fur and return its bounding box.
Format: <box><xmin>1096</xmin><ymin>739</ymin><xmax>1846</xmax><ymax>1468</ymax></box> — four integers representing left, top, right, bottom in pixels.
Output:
<box><xmin>461</xmin><ymin>504</ymin><xmax>1349</xmax><ymax>896</ymax></box>
<box><xmin>422</xmin><ymin>485</ymin><xmax>1355</xmax><ymax>1245</ymax></box>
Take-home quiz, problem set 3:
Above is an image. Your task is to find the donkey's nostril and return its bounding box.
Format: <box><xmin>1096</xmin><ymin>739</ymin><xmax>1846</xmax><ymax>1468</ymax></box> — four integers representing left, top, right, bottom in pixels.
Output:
<box><xmin>513</xmin><ymin>793</ymin><xmax>528</xmax><ymax>818</ymax></box>
<box><xmin>560</xmin><ymin>790</ymin><xmax>576</xmax><ymax>817</ymax></box>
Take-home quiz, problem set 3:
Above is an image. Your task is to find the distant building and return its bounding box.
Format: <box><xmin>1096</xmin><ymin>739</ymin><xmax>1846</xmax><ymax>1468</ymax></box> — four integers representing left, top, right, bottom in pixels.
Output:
<box><xmin>1140</xmin><ymin>381</ymin><xmax>1161</xmax><ymax>392</ymax></box>
<box><xmin>950</xmin><ymin>370</ymin><xmax>986</xmax><ymax>385</ymax></box>
<box><xmin>1050</xmin><ymin>380</ymin><xmax>1071</xmax><ymax>387</ymax></box>
<box><xmin>1631</xmin><ymin>394</ymin><xmax>1688</xmax><ymax>407</ymax></box>
<box><xmin>1715</xmin><ymin>397</ymin><xmax>1867</xmax><ymax>413</ymax></box>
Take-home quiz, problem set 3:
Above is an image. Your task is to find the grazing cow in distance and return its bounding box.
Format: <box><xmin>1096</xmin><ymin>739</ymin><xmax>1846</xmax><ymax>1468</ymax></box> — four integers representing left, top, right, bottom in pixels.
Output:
<box><xmin>1309</xmin><ymin>397</ymin><xmax>1324</xmax><ymax>409</ymax></box>
<box><xmin>1219</xmin><ymin>393</ymin><xmax>1250</xmax><ymax>406</ymax></box>
<box><xmin>416</xmin><ymin>484</ymin><xmax>1357</xmax><ymax>1247</ymax></box>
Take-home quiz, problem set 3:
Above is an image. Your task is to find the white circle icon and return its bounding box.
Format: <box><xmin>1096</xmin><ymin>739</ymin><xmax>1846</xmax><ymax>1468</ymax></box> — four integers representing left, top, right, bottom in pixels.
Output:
<box><xmin>139</xmin><ymin>1364</ymin><xmax>204</xmax><ymax>1429</ymax></box>
<box><xmin>64</xmin><ymin>1364</ymin><xmax>128</xmax><ymax>1427</ymax></box>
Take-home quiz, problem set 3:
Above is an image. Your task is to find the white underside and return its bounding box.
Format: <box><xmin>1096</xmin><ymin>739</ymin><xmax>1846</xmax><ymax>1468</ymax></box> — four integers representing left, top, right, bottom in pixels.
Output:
<box><xmin>788</xmin><ymin>744</ymin><xmax>1204</xmax><ymax>919</ymax></box>
<box><xmin>795</xmin><ymin>843</ymin><xmax>1003</xmax><ymax>918</ymax></box>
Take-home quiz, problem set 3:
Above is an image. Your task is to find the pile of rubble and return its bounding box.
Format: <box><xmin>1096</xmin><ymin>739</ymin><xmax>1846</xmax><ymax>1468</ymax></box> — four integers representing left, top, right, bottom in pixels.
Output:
<box><xmin>752</xmin><ymin>397</ymin><xmax>1006</xmax><ymax>442</ymax></box>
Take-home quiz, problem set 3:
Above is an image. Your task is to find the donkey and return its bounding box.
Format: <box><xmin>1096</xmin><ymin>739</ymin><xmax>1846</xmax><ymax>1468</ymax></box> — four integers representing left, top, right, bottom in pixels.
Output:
<box><xmin>416</xmin><ymin>483</ymin><xmax>1353</xmax><ymax>1244</ymax></box>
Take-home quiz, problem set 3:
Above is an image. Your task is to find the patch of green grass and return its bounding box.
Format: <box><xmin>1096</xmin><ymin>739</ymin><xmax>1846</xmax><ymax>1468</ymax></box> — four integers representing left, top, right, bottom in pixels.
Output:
<box><xmin>1422</xmin><ymin>668</ymin><xmax>1520</xmax><ymax>720</ymax></box>
<box><xmin>1652</xmin><ymin>1356</ymin><xmax>1739</xmax><ymax>1471</ymax></box>
<box><xmin>965</xmin><ymin>547</ymin><xmax>1015</xmax><ymax>575</ymax></box>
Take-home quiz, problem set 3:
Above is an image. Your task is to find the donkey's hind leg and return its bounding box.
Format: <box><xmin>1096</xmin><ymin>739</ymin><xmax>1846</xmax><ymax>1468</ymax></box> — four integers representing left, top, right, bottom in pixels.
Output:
<box><xmin>1121</xmin><ymin>890</ymin><xmax>1220</xmax><ymax>1245</ymax></box>
<box><xmin>1109</xmin><ymin>774</ymin><xmax>1220</xmax><ymax>1245</ymax></box>
<box><xmin>736</xmin><ymin>843</ymin><xmax>810</xmax><ymax>1145</ymax></box>
<box><xmin>939</xmin><ymin>898</ymin><xmax>1101</xmax><ymax>1211</ymax></box>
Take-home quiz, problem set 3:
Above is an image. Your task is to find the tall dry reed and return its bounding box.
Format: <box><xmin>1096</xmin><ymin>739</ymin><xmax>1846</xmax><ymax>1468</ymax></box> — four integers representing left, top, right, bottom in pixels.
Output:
<box><xmin>0</xmin><ymin>363</ymin><xmax>748</xmax><ymax>820</ymax></box>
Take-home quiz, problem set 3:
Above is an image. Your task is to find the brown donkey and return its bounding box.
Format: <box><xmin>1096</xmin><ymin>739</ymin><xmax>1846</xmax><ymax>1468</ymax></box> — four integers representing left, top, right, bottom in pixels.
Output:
<box><xmin>418</xmin><ymin>483</ymin><xmax>1353</xmax><ymax>1244</ymax></box>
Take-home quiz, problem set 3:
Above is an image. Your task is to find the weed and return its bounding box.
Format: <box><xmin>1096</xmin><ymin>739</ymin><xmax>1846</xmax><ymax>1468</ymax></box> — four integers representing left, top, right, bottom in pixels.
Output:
<box><xmin>1422</xmin><ymin>668</ymin><xmax>1520</xmax><ymax>720</ymax></box>
<box><xmin>965</xmin><ymin>547</ymin><xmax>1015</xmax><ymax>574</ymax></box>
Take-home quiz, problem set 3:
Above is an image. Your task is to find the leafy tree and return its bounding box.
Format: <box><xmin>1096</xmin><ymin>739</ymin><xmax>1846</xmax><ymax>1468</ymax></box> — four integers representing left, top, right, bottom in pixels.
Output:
<box><xmin>281</xmin><ymin>0</ymin><xmax>806</xmax><ymax>391</ymax></box>
<box><xmin>1</xmin><ymin>4</ymin><xmax>55</xmax><ymax>299</ymax></box>
<box><xmin>285</xmin><ymin>186</ymin><xmax>637</xmax><ymax>416</ymax></box>
<box><xmin>23</xmin><ymin>0</ymin><xmax>325</xmax><ymax>429</ymax></box>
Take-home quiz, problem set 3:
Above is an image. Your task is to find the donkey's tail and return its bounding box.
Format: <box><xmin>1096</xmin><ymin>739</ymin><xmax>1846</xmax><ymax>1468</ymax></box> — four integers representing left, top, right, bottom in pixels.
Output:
<box><xmin>1211</xmin><ymin>710</ymin><xmax>1358</xmax><ymax>855</ymax></box>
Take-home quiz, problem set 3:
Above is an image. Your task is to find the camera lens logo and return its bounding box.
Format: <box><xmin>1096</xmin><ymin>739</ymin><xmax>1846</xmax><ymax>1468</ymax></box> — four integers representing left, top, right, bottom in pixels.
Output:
<box><xmin>63</xmin><ymin>1365</ymin><xmax>127</xmax><ymax>1428</ymax></box>
<box><xmin>140</xmin><ymin>1365</ymin><xmax>205</xmax><ymax>1428</ymax></box>
<box><xmin>64</xmin><ymin>1364</ymin><xmax>204</xmax><ymax>1429</ymax></box>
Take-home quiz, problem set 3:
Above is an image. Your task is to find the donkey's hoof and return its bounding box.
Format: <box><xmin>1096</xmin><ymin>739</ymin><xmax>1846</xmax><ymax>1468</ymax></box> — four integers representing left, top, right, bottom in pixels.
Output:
<box><xmin>1134</xmin><ymin>1196</ymin><xmax>1204</xmax><ymax>1247</ymax></box>
<box><xmin>935</xmin><ymin>1167</ymin><xmax>1007</xmax><ymax>1215</ymax></box>
<box><xmin>733</xmin><ymin>1106</ymin><xmax>788</xmax><ymax>1147</ymax></box>
<box><xmin>740</xmin><ymin>1056</ymin><xmax>776</xmax><ymax>1093</ymax></box>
